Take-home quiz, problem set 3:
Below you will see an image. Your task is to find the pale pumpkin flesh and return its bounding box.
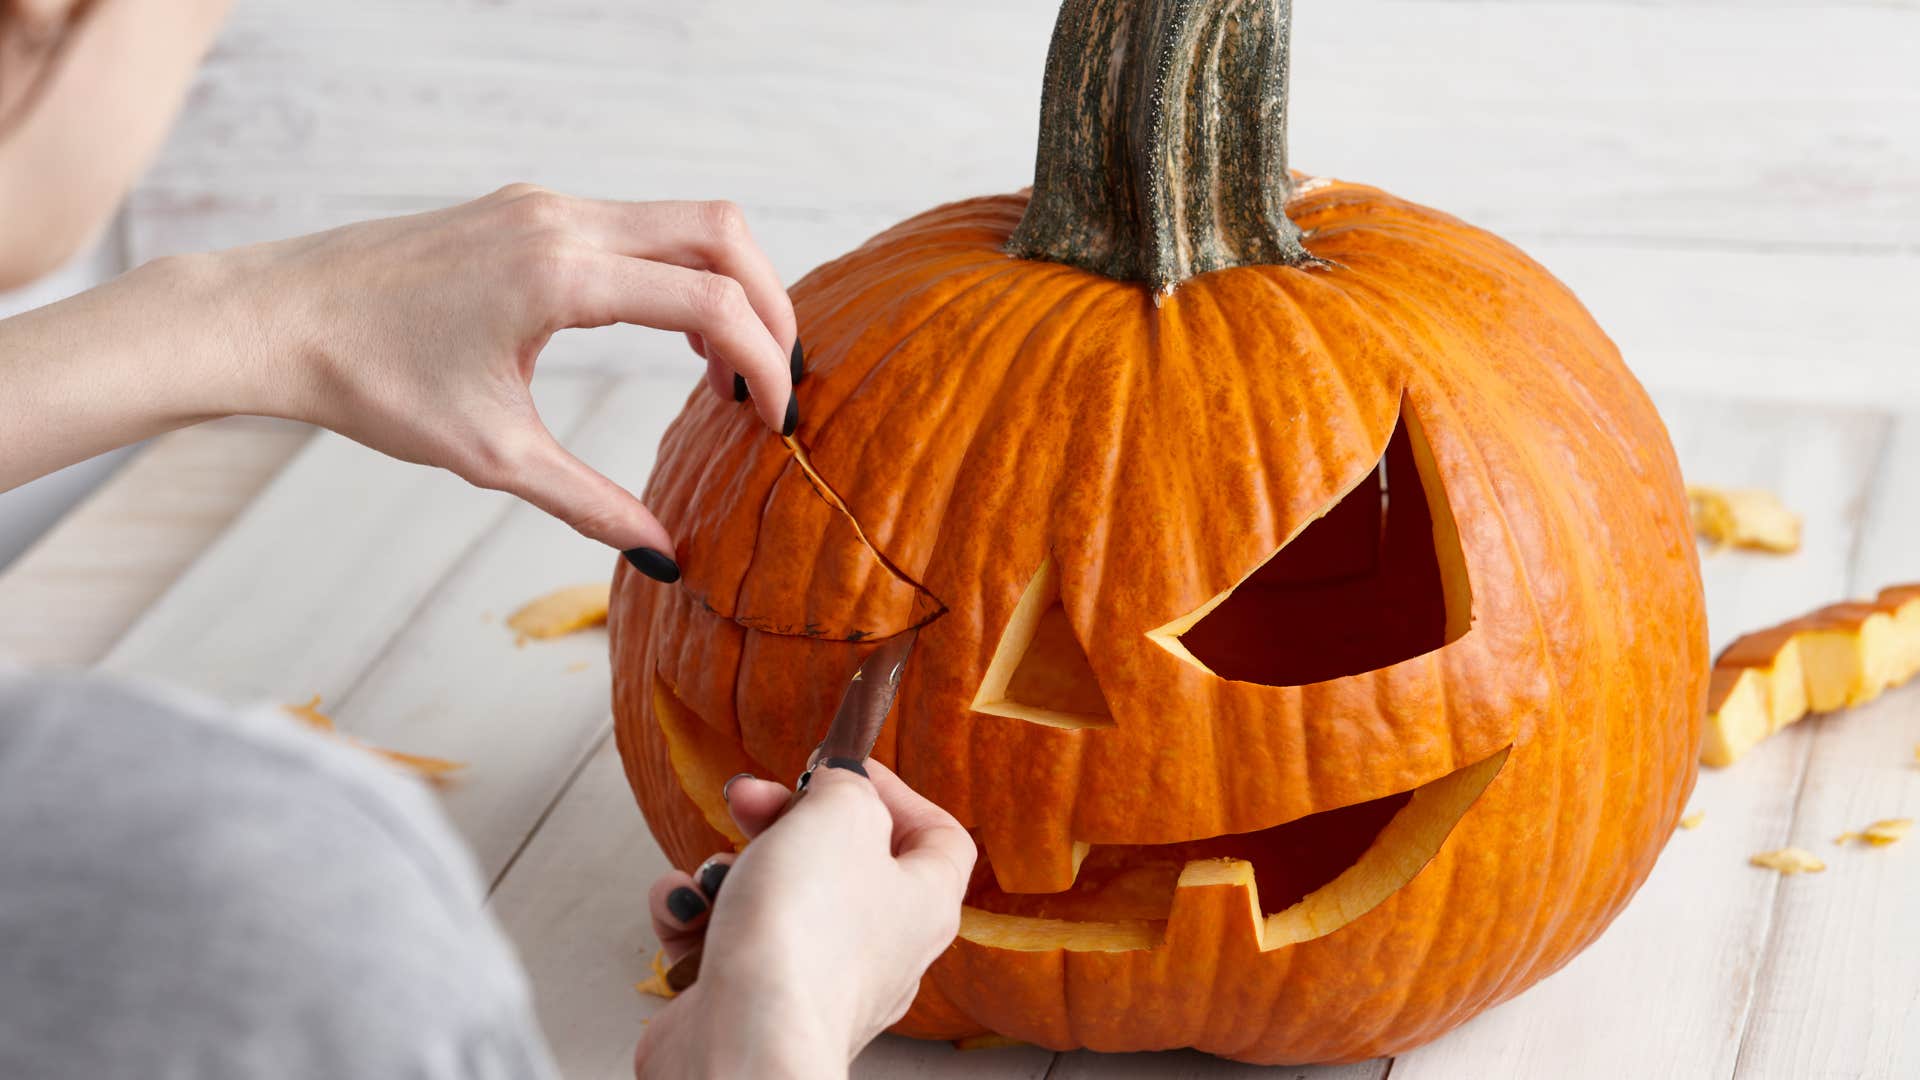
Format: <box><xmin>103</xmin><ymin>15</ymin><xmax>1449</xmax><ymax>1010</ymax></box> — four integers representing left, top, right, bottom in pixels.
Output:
<box><xmin>1703</xmin><ymin>586</ymin><xmax>1920</xmax><ymax>766</ymax></box>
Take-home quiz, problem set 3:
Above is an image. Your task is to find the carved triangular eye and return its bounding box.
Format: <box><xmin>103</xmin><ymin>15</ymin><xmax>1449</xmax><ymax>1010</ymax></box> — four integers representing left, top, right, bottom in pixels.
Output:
<box><xmin>1152</xmin><ymin>394</ymin><xmax>1472</xmax><ymax>686</ymax></box>
<box><xmin>972</xmin><ymin>558</ymin><xmax>1115</xmax><ymax>729</ymax></box>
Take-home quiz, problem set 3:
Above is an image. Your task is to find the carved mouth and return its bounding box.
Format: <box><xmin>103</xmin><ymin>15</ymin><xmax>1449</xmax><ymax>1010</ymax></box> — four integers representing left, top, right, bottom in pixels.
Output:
<box><xmin>958</xmin><ymin>747</ymin><xmax>1510</xmax><ymax>953</ymax></box>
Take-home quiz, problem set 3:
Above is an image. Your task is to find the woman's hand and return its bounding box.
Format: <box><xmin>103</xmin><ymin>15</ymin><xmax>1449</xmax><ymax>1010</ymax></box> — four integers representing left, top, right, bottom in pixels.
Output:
<box><xmin>225</xmin><ymin>185</ymin><xmax>801</xmax><ymax>576</ymax></box>
<box><xmin>635</xmin><ymin>761</ymin><xmax>976</xmax><ymax>1079</ymax></box>
<box><xmin>0</xmin><ymin>185</ymin><xmax>801</xmax><ymax>578</ymax></box>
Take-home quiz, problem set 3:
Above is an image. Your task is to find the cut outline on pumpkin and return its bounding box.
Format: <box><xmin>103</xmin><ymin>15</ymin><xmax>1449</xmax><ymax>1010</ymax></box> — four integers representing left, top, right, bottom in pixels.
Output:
<box><xmin>959</xmin><ymin>745</ymin><xmax>1510</xmax><ymax>953</ymax></box>
<box><xmin>971</xmin><ymin>556</ymin><xmax>1116</xmax><ymax>729</ymax></box>
<box><xmin>1145</xmin><ymin>391</ymin><xmax>1472</xmax><ymax>685</ymax></box>
<box><xmin>713</xmin><ymin>436</ymin><xmax>948</xmax><ymax>642</ymax></box>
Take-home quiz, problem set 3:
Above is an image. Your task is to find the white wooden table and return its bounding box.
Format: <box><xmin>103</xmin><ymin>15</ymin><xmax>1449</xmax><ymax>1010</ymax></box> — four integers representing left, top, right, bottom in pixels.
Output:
<box><xmin>3</xmin><ymin>377</ymin><xmax>1915</xmax><ymax>1079</ymax></box>
<box><xmin>4</xmin><ymin>0</ymin><xmax>1918</xmax><ymax>1074</ymax></box>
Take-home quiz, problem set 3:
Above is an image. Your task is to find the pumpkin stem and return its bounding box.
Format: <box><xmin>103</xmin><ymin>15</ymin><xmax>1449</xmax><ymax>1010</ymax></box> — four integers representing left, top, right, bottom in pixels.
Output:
<box><xmin>1006</xmin><ymin>0</ymin><xmax>1319</xmax><ymax>293</ymax></box>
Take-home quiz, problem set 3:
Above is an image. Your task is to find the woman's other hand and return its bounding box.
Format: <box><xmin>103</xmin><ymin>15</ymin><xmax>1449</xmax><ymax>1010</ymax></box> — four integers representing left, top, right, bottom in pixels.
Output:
<box><xmin>635</xmin><ymin>760</ymin><xmax>975</xmax><ymax>1079</ymax></box>
<box><xmin>221</xmin><ymin>185</ymin><xmax>800</xmax><ymax>576</ymax></box>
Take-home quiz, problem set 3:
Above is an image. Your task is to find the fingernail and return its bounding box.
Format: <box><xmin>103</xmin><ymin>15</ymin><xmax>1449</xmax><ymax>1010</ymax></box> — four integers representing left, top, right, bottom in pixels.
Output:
<box><xmin>821</xmin><ymin>756</ymin><xmax>869</xmax><ymax>778</ymax></box>
<box><xmin>666</xmin><ymin>886</ymin><xmax>708</xmax><ymax>924</ymax></box>
<box><xmin>696</xmin><ymin>860</ymin><xmax>730</xmax><ymax>898</ymax></box>
<box><xmin>721</xmin><ymin>772</ymin><xmax>753</xmax><ymax>803</ymax></box>
<box><xmin>733</xmin><ymin>372</ymin><xmax>748</xmax><ymax>402</ymax></box>
<box><xmin>782</xmin><ymin>394</ymin><xmax>799</xmax><ymax>438</ymax></box>
<box><xmin>623</xmin><ymin>548</ymin><xmax>681</xmax><ymax>584</ymax></box>
<box><xmin>790</xmin><ymin>338</ymin><xmax>806</xmax><ymax>385</ymax></box>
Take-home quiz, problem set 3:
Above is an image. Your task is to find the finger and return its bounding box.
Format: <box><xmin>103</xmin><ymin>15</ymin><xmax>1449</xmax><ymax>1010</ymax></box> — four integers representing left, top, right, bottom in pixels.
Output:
<box><xmin>865</xmin><ymin>760</ymin><xmax>977</xmax><ymax>899</ymax></box>
<box><xmin>647</xmin><ymin>870</ymin><xmax>711</xmax><ymax>963</ymax></box>
<box><xmin>686</xmin><ymin>332</ymin><xmax>709</xmax><ymax>360</ymax></box>
<box><xmin>782</xmin><ymin>761</ymin><xmax>892</xmax><ymax>845</ymax></box>
<box><xmin>703</xmin><ymin>354</ymin><xmax>732</xmax><ymax>402</ymax></box>
<box><xmin>479</xmin><ymin>422</ymin><xmax>678</xmax><ymax>572</ymax></box>
<box><xmin>690</xmin><ymin>853</ymin><xmax>735</xmax><ymax>902</ymax></box>
<box><xmin>723</xmin><ymin>774</ymin><xmax>792</xmax><ymax>840</ymax></box>
<box><xmin>567</xmin><ymin>254</ymin><xmax>793</xmax><ymax>435</ymax></box>
<box><xmin>571</xmin><ymin>198</ymin><xmax>797</xmax><ymax>359</ymax></box>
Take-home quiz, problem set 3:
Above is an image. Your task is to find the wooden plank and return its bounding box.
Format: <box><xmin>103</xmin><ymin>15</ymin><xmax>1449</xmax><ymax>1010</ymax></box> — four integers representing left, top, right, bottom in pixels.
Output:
<box><xmin>320</xmin><ymin>371</ymin><xmax>692</xmax><ymax>881</ymax></box>
<box><xmin>0</xmin><ymin>418</ymin><xmax>311</xmax><ymax>666</ymax></box>
<box><xmin>1390</xmin><ymin>396</ymin><xmax>1890</xmax><ymax>1079</ymax></box>
<box><xmin>1732</xmin><ymin>412</ymin><xmax>1920</xmax><ymax>1079</ymax></box>
<box><xmin>97</xmin><ymin>372</ymin><xmax>604</xmax><ymax>700</ymax></box>
<box><xmin>485</xmin><ymin>737</ymin><xmax>669</xmax><ymax>1080</ymax></box>
<box><xmin>134</xmin><ymin>1</ymin><xmax>1919</xmax><ymax>254</ymax></box>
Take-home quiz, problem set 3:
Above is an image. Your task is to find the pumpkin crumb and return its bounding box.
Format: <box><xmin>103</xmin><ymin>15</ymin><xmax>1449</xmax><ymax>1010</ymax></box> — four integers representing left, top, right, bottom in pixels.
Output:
<box><xmin>635</xmin><ymin>950</ymin><xmax>678</xmax><ymax>1000</ymax></box>
<box><xmin>507</xmin><ymin>583</ymin><xmax>611</xmax><ymax>641</ymax></box>
<box><xmin>1749</xmin><ymin>847</ymin><xmax>1826</xmax><ymax>875</ymax></box>
<box><xmin>565</xmin><ymin>661</ymin><xmax>592</xmax><ymax>674</ymax></box>
<box><xmin>282</xmin><ymin>697</ymin><xmax>466</xmax><ymax>785</ymax></box>
<box><xmin>1835</xmin><ymin>818</ymin><xmax>1912</xmax><ymax>847</ymax></box>
<box><xmin>1686</xmin><ymin>485</ymin><xmax>1800</xmax><ymax>553</ymax></box>
<box><xmin>1678</xmin><ymin>811</ymin><xmax>1705</xmax><ymax>830</ymax></box>
<box><xmin>1702</xmin><ymin>583</ymin><xmax>1920</xmax><ymax>766</ymax></box>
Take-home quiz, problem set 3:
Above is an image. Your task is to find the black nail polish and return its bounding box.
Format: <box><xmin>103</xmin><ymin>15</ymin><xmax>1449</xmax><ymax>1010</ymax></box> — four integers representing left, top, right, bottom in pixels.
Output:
<box><xmin>822</xmin><ymin>756</ymin><xmax>869</xmax><ymax>778</ymax></box>
<box><xmin>666</xmin><ymin>886</ymin><xmax>708</xmax><ymax>924</ymax></box>
<box><xmin>782</xmin><ymin>394</ymin><xmax>799</xmax><ymax>438</ymax></box>
<box><xmin>696</xmin><ymin>860</ymin><xmax>730</xmax><ymax>898</ymax></box>
<box><xmin>733</xmin><ymin>373</ymin><xmax>748</xmax><ymax>402</ymax></box>
<box><xmin>623</xmin><ymin>548</ymin><xmax>681</xmax><ymax>584</ymax></box>
<box><xmin>790</xmin><ymin>338</ymin><xmax>806</xmax><ymax>385</ymax></box>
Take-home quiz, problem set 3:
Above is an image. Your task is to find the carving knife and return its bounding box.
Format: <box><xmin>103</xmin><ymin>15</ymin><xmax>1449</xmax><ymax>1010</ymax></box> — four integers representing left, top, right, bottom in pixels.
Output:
<box><xmin>663</xmin><ymin>628</ymin><xmax>918</xmax><ymax>992</ymax></box>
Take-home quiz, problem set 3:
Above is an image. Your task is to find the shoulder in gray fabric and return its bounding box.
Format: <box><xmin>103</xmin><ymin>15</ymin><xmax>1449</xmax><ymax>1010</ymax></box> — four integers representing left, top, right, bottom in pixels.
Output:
<box><xmin>0</xmin><ymin>663</ymin><xmax>558</xmax><ymax>1080</ymax></box>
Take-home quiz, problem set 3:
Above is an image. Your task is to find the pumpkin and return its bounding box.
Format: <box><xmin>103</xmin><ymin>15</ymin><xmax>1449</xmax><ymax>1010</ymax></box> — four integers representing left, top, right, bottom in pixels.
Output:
<box><xmin>610</xmin><ymin>0</ymin><xmax>1707</xmax><ymax>1063</ymax></box>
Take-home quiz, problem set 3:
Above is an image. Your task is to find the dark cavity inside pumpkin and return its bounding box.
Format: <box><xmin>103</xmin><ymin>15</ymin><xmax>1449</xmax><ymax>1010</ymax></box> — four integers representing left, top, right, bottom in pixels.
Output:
<box><xmin>965</xmin><ymin>787</ymin><xmax>1415</xmax><ymax>923</ymax></box>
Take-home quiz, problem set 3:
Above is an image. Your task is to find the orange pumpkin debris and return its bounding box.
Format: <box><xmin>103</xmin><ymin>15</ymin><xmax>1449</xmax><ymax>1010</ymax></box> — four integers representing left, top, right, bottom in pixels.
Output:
<box><xmin>1835</xmin><ymin>819</ymin><xmax>1912</xmax><ymax>847</ymax></box>
<box><xmin>282</xmin><ymin>696</ymin><xmax>465</xmax><ymax>784</ymax></box>
<box><xmin>1703</xmin><ymin>584</ymin><xmax>1920</xmax><ymax>766</ymax></box>
<box><xmin>1749</xmin><ymin>848</ymin><xmax>1826</xmax><ymax>875</ymax></box>
<box><xmin>1686</xmin><ymin>485</ymin><xmax>1801</xmax><ymax>553</ymax></box>
<box><xmin>507</xmin><ymin>584</ymin><xmax>612</xmax><ymax>641</ymax></box>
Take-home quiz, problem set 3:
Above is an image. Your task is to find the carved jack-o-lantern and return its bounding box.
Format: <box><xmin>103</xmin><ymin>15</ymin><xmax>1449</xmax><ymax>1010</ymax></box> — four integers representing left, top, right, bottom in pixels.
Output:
<box><xmin>611</xmin><ymin>0</ymin><xmax>1707</xmax><ymax>1063</ymax></box>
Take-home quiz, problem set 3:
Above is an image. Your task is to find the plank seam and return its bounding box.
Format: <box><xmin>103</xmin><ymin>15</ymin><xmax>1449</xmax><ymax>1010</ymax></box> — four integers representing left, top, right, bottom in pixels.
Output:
<box><xmin>487</xmin><ymin>722</ymin><xmax>615</xmax><ymax>897</ymax></box>
<box><xmin>1727</xmin><ymin>411</ymin><xmax>1896</xmax><ymax>1079</ymax></box>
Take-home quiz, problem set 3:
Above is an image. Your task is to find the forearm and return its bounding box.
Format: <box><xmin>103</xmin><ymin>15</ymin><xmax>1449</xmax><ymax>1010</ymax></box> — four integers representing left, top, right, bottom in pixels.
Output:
<box><xmin>0</xmin><ymin>254</ymin><xmax>259</xmax><ymax>490</ymax></box>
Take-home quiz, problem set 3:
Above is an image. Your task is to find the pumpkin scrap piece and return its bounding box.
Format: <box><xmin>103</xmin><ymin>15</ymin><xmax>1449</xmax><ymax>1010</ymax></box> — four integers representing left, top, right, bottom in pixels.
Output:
<box><xmin>1835</xmin><ymin>818</ymin><xmax>1912</xmax><ymax>847</ymax></box>
<box><xmin>282</xmin><ymin>697</ymin><xmax>466</xmax><ymax>784</ymax></box>
<box><xmin>635</xmin><ymin>949</ymin><xmax>678</xmax><ymax>1000</ymax></box>
<box><xmin>1686</xmin><ymin>485</ymin><xmax>1800</xmax><ymax>553</ymax></box>
<box><xmin>1749</xmin><ymin>847</ymin><xmax>1826</xmax><ymax>875</ymax></box>
<box><xmin>1702</xmin><ymin>584</ymin><xmax>1920</xmax><ymax>766</ymax></box>
<box><xmin>1678</xmin><ymin>811</ymin><xmax>1705</xmax><ymax>830</ymax></box>
<box><xmin>506</xmin><ymin>583</ymin><xmax>612</xmax><ymax>641</ymax></box>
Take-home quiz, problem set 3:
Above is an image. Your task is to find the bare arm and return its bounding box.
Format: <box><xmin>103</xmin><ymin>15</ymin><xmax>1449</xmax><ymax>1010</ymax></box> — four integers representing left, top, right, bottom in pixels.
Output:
<box><xmin>0</xmin><ymin>187</ymin><xmax>801</xmax><ymax>573</ymax></box>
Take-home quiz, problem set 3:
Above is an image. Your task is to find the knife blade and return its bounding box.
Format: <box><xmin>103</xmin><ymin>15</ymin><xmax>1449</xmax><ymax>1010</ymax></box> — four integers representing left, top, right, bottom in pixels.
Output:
<box><xmin>663</xmin><ymin>629</ymin><xmax>918</xmax><ymax>993</ymax></box>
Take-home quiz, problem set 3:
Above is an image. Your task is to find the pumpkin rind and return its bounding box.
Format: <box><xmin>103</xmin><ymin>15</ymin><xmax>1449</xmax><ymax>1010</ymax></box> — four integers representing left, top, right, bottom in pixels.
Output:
<box><xmin>611</xmin><ymin>178</ymin><xmax>1706</xmax><ymax>1062</ymax></box>
<box><xmin>612</xmin><ymin>0</ymin><xmax>1705</xmax><ymax>1059</ymax></box>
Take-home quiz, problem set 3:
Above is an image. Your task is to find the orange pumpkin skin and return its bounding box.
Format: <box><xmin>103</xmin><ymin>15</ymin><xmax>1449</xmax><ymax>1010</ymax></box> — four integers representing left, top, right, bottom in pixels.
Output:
<box><xmin>610</xmin><ymin>178</ymin><xmax>1708</xmax><ymax>1063</ymax></box>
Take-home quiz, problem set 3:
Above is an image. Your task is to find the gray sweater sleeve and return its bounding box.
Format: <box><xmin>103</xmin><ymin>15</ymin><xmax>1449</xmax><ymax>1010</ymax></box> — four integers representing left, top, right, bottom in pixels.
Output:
<box><xmin>0</xmin><ymin>661</ymin><xmax>559</xmax><ymax>1080</ymax></box>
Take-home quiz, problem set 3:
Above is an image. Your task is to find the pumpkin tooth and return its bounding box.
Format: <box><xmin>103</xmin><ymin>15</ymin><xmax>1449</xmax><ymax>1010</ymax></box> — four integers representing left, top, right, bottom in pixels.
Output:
<box><xmin>977</xmin><ymin>831</ymin><xmax>1090</xmax><ymax>895</ymax></box>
